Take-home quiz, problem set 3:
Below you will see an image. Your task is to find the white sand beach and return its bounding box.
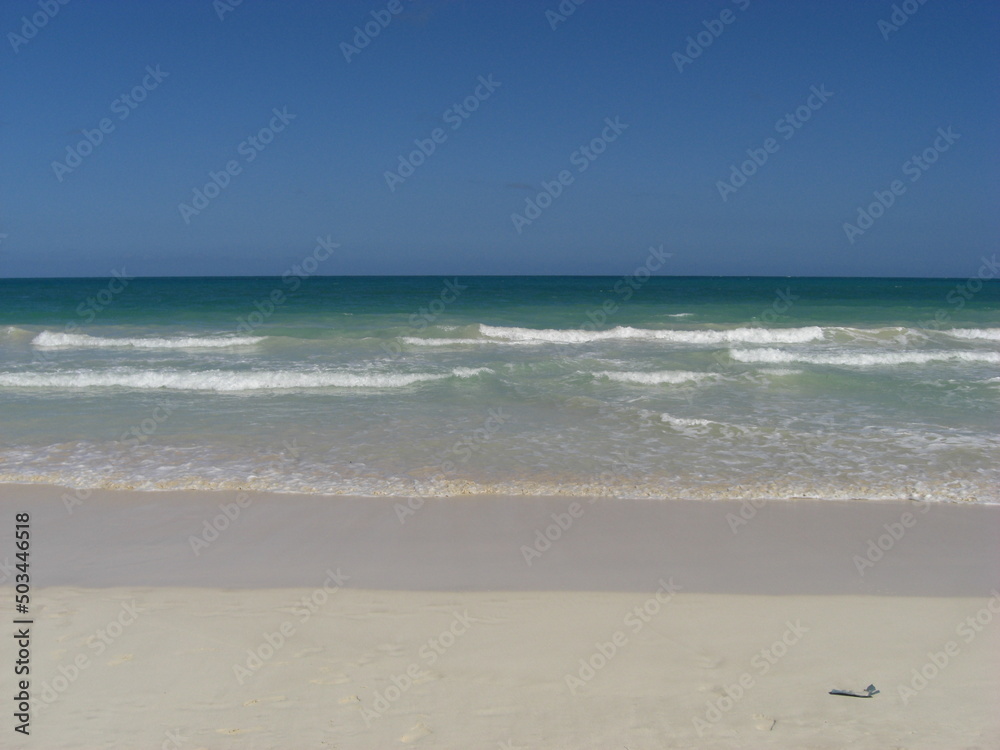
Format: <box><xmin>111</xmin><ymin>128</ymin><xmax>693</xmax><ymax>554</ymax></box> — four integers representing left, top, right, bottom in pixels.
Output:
<box><xmin>2</xmin><ymin>484</ymin><xmax>998</xmax><ymax>748</ymax></box>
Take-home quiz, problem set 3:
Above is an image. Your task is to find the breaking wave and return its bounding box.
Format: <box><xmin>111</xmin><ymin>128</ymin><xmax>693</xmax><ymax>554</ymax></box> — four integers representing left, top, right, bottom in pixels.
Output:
<box><xmin>477</xmin><ymin>324</ymin><xmax>825</xmax><ymax>344</ymax></box>
<box><xmin>946</xmin><ymin>328</ymin><xmax>1000</xmax><ymax>342</ymax></box>
<box><xmin>0</xmin><ymin>367</ymin><xmax>486</xmax><ymax>392</ymax></box>
<box><xmin>729</xmin><ymin>348</ymin><xmax>1000</xmax><ymax>366</ymax></box>
<box><xmin>31</xmin><ymin>331</ymin><xmax>266</xmax><ymax>349</ymax></box>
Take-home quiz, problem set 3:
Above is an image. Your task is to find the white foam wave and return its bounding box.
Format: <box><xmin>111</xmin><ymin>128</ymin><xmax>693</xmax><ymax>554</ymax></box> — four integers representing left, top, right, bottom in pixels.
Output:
<box><xmin>479</xmin><ymin>324</ymin><xmax>824</xmax><ymax>345</ymax></box>
<box><xmin>660</xmin><ymin>414</ymin><xmax>715</xmax><ymax>427</ymax></box>
<box><xmin>824</xmin><ymin>326</ymin><xmax>931</xmax><ymax>345</ymax></box>
<box><xmin>730</xmin><ymin>348</ymin><xmax>1000</xmax><ymax>366</ymax></box>
<box><xmin>0</xmin><ymin>367</ymin><xmax>482</xmax><ymax>392</ymax></box>
<box><xmin>451</xmin><ymin>367</ymin><xmax>494</xmax><ymax>377</ymax></box>
<box><xmin>31</xmin><ymin>331</ymin><xmax>265</xmax><ymax>349</ymax></box>
<box><xmin>946</xmin><ymin>328</ymin><xmax>1000</xmax><ymax>342</ymax></box>
<box><xmin>595</xmin><ymin>370</ymin><xmax>715</xmax><ymax>385</ymax></box>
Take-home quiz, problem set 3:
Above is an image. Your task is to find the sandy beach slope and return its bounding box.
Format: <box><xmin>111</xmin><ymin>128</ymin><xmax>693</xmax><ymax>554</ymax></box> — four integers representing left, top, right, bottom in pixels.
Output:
<box><xmin>1</xmin><ymin>484</ymin><xmax>998</xmax><ymax>749</ymax></box>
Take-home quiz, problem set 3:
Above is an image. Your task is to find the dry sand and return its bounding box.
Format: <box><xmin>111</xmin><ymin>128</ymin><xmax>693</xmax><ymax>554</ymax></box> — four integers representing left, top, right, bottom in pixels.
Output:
<box><xmin>1</xmin><ymin>483</ymin><xmax>998</xmax><ymax>748</ymax></box>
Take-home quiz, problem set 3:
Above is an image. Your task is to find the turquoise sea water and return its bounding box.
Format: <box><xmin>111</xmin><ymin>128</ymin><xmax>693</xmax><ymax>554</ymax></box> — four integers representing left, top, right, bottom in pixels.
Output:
<box><xmin>0</xmin><ymin>275</ymin><xmax>997</xmax><ymax>502</ymax></box>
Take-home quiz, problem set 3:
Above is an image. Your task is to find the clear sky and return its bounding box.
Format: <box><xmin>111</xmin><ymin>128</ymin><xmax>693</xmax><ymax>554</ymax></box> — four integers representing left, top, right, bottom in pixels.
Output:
<box><xmin>1</xmin><ymin>0</ymin><xmax>997</xmax><ymax>277</ymax></box>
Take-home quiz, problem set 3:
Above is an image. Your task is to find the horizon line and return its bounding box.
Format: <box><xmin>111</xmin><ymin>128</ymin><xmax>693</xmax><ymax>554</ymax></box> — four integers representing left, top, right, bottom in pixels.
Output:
<box><xmin>1</xmin><ymin>274</ymin><xmax>994</xmax><ymax>282</ymax></box>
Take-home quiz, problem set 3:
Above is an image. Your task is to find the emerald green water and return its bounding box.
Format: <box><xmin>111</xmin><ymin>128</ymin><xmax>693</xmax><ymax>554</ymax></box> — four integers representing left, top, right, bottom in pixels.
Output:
<box><xmin>1</xmin><ymin>275</ymin><xmax>997</xmax><ymax>502</ymax></box>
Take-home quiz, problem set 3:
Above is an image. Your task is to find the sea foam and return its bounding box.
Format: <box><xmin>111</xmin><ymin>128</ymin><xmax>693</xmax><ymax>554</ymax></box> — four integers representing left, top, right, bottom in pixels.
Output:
<box><xmin>946</xmin><ymin>328</ymin><xmax>1000</xmax><ymax>342</ymax></box>
<box><xmin>729</xmin><ymin>348</ymin><xmax>1000</xmax><ymax>366</ymax></box>
<box><xmin>0</xmin><ymin>367</ymin><xmax>483</xmax><ymax>391</ymax></box>
<box><xmin>31</xmin><ymin>331</ymin><xmax>266</xmax><ymax>349</ymax></box>
<box><xmin>478</xmin><ymin>324</ymin><xmax>824</xmax><ymax>344</ymax></box>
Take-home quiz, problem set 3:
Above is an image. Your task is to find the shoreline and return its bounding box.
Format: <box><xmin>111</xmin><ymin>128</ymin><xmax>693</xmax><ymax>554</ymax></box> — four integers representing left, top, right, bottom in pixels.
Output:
<box><xmin>2</xmin><ymin>482</ymin><xmax>998</xmax><ymax>748</ymax></box>
<box><xmin>2</xmin><ymin>482</ymin><xmax>997</xmax><ymax>595</ymax></box>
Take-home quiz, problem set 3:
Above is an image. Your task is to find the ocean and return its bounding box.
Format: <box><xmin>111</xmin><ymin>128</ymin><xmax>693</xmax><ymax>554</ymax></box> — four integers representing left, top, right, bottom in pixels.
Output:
<box><xmin>1</xmin><ymin>274</ymin><xmax>997</xmax><ymax>503</ymax></box>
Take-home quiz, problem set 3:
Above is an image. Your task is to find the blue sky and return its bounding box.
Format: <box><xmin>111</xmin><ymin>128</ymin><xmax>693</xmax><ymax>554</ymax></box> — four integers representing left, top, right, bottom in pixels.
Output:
<box><xmin>1</xmin><ymin>0</ymin><xmax>997</xmax><ymax>277</ymax></box>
